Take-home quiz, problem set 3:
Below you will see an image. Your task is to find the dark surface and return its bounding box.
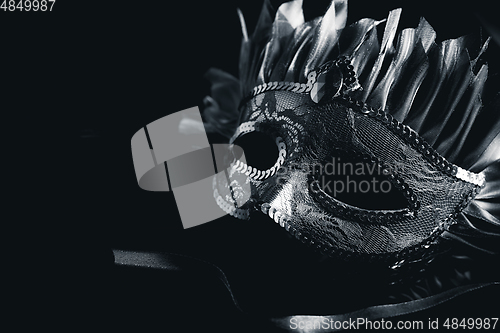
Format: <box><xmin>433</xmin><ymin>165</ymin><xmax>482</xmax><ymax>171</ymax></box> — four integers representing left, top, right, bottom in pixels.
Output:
<box><xmin>6</xmin><ymin>0</ymin><xmax>499</xmax><ymax>331</ymax></box>
<box><xmin>73</xmin><ymin>0</ymin><xmax>500</xmax><ymax>258</ymax></box>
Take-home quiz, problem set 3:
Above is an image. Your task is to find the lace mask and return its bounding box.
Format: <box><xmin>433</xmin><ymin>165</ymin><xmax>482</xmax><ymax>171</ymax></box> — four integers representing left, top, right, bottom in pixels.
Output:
<box><xmin>204</xmin><ymin>0</ymin><xmax>500</xmax><ymax>268</ymax></box>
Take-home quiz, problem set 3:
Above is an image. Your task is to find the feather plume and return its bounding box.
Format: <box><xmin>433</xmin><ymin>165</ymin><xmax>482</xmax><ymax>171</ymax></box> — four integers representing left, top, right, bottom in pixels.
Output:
<box><xmin>203</xmin><ymin>68</ymin><xmax>241</xmax><ymax>138</ymax></box>
<box><xmin>368</xmin><ymin>28</ymin><xmax>416</xmax><ymax>110</ymax></box>
<box><xmin>303</xmin><ymin>0</ymin><xmax>348</xmax><ymax>78</ymax></box>
<box><xmin>239</xmin><ymin>0</ymin><xmax>275</xmax><ymax>94</ymax></box>
<box><xmin>258</xmin><ymin>0</ymin><xmax>305</xmax><ymax>84</ymax></box>
<box><xmin>390</xmin><ymin>42</ymin><xmax>429</xmax><ymax>122</ymax></box>
<box><xmin>437</xmin><ymin>64</ymin><xmax>488</xmax><ymax>160</ymax></box>
<box><xmin>361</xmin><ymin>8</ymin><xmax>401</xmax><ymax>102</ymax></box>
<box><xmin>271</xmin><ymin>20</ymin><xmax>314</xmax><ymax>81</ymax></box>
<box><xmin>204</xmin><ymin>0</ymin><xmax>500</xmax><ymax>242</ymax></box>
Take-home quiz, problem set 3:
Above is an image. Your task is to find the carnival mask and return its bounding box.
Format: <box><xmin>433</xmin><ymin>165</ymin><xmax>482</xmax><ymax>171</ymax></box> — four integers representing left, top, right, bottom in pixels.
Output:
<box><xmin>205</xmin><ymin>0</ymin><xmax>499</xmax><ymax>268</ymax></box>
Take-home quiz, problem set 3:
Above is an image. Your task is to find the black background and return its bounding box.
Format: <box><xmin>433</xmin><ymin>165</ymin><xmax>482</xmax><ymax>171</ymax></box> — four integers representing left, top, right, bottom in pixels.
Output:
<box><xmin>6</xmin><ymin>0</ymin><xmax>499</xmax><ymax>331</ymax></box>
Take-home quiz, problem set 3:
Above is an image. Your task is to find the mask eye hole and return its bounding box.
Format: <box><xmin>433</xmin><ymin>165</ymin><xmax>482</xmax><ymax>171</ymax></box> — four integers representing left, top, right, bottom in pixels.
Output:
<box><xmin>231</xmin><ymin>127</ymin><xmax>287</xmax><ymax>181</ymax></box>
<box><xmin>233</xmin><ymin>131</ymin><xmax>279</xmax><ymax>171</ymax></box>
<box><xmin>310</xmin><ymin>153</ymin><xmax>409</xmax><ymax>211</ymax></box>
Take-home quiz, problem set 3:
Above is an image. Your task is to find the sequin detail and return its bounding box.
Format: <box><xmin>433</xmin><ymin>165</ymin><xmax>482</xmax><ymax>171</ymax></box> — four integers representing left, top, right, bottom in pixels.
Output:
<box><xmin>230</xmin><ymin>136</ymin><xmax>287</xmax><ymax>181</ymax></box>
<box><xmin>336</xmin><ymin>95</ymin><xmax>485</xmax><ymax>187</ymax></box>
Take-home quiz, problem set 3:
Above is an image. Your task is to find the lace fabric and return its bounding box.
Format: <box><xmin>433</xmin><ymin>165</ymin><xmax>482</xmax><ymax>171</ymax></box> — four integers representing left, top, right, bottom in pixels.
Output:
<box><xmin>195</xmin><ymin>0</ymin><xmax>500</xmax><ymax>325</ymax></box>
<box><xmin>204</xmin><ymin>0</ymin><xmax>499</xmax><ymax>261</ymax></box>
<box><xmin>234</xmin><ymin>90</ymin><xmax>479</xmax><ymax>257</ymax></box>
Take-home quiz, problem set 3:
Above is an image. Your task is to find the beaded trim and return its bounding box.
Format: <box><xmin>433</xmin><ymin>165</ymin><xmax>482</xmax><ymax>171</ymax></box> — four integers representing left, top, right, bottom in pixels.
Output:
<box><xmin>309</xmin><ymin>177</ymin><xmax>414</xmax><ymax>225</ymax></box>
<box><xmin>239</xmin><ymin>56</ymin><xmax>360</xmax><ymax>108</ymax></box>
<box><xmin>231</xmin><ymin>136</ymin><xmax>286</xmax><ymax>181</ymax></box>
<box><xmin>213</xmin><ymin>185</ymin><xmax>250</xmax><ymax>220</ymax></box>
<box><xmin>306</xmin><ymin>148</ymin><xmax>420</xmax><ymax>224</ymax></box>
<box><xmin>229</xmin><ymin>121</ymin><xmax>257</xmax><ymax>144</ymax></box>
<box><xmin>254</xmin><ymin>181</ymin><xmax>479</xmax><ymax>266</ymax></box>
<box><xmin>259</xmin><ymin>202</ymin><xmax>294</xmax><ymax>231</ymax></box>
<box><xmin>229</xmin><ymin>119</ymin><xmax>289</xmax><ymax>182</ymax></box>
<box><xmin>455</xmin><ymin>166</ymin><xmax>485</xmax><ymax>186</ymax></box>
<box><xmin>239</xmin><ymin>55</ymin><xmax>485</xmax><ymax>269</ymax></box>
<box><xmin>242</xmin><ymin>54</ymin><xmax>484</xmax><ymax>188</ymax></box>
<box><xmin>336</xmin><ymin>95</ymin><xmax>485</xmax><ymax>187</ymax></box>
<box><xmin>244</xmin><ymin>113</ymin><xmax>304</xmax><ymax>156</ymax></box>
